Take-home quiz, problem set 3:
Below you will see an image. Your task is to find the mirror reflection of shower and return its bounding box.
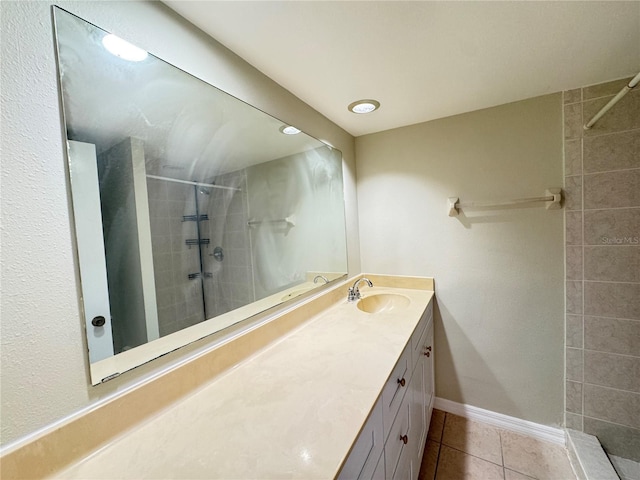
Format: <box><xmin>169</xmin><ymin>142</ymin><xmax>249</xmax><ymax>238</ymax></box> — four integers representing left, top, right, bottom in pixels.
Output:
<box><xmin>146</xmin><ymin>173</ymin><xmax>250</xmax><ymax>337</ymax></box>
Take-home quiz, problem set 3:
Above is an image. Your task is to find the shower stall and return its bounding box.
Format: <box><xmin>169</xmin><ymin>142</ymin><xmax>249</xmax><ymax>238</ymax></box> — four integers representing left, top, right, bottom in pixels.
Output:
<box><xmin>563</xmin><ymin>74</ymin><xmax>640</xmax><ymax>480</ymax></box>
<box><xmin>146</xmin><ymin>170</ymin><xmax>253</xmax><ymax>337</ymax></box>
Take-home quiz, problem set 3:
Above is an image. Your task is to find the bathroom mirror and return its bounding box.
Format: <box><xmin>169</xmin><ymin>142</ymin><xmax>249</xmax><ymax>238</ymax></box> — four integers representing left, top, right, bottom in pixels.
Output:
<box><xmin>52</xmin><ymin>7</ymin><xmax>348</xmax><ymax>384</ymax></box>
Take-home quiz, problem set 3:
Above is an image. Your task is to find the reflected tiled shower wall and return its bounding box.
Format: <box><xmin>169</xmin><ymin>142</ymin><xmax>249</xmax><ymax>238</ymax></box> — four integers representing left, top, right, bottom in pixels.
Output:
<box><xmin>563</xmin><ymin>77</ymin><xmax>640</xmax><ymax>462</ymax></box>
<box><xmin>203</xmin><ymin>170</ymin><xmax>254</xmax><ymax>316</ymax></box>
<box><xmin>147</xmin><ymin>178</ymin><xmax>205</xmax><ymax>336</ymax></box>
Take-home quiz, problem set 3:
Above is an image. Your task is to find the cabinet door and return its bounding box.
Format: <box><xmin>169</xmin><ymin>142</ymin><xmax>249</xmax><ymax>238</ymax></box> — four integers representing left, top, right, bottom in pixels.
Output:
<box><xmin>381</xmin><ymin>345</ymin><xmax>411</xmax><ymax>439</ymax></box>
<box><xmin>338</xmin><ymin>402</ymin><xmax>384</xmax><ymax>480</ymax></box>
<box><xmin>385</xmin><ymin>393</ymin><xmax>411</xmax><ymax>480</ymax></box>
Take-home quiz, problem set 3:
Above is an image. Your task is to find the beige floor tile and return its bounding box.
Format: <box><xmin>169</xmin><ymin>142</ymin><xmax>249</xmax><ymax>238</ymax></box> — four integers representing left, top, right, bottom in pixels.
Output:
<box><xmin>501</xmin><ymin>431</ymin><xmax>576</xmax><ymax>480</ymax></box>
<box><xmin>442</xmin><ymin>413</ymin><xmax>503</xmax><ymax>465</ymax></box>
<box><xmin>435</xmin><ymin>445</ymin><xmax>504</xmax><ymax>480</ymax></box>
<box><xmin>505</xmin><ymin>468</ymin><xmax>536</xmax><ymax>480</ymax></box>
<box><xmin>419</xmin><ymin>440</ymin><xmax>441</xmax><ymax>480</ymax></box>
<box><xmin>428</xmin><ymin>409</ymin><xmax>446</xmax><ymax>442</ymax></box>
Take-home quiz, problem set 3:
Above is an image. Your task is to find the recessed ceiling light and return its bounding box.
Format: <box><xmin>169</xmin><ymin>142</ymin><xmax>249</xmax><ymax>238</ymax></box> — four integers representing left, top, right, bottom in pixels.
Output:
<box><xmin>280</xmin><ymin>125</ymin><xmax>301</xmax><ymax>135</ymax></box>
<box><xmin>102</xmin><ymin>34</ymin><xmax>148</xmax><ymax>62</ymax></box>
<box><xmin>348</xmin><ymin>99</ymin><xmax>380</xmax><ymax>114</ymax></box>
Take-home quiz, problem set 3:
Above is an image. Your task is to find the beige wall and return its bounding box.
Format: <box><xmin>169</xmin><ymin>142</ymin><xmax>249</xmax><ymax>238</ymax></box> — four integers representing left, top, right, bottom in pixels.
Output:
<box><xmin>0</xmin><ymin>0</ymin><xmax>357</xmax><ymax>445</ymax></box>
<box><xmin>356</xmin><ymin>94</ymin><xmax>565</xmax><ymax>426</ymax></box>
<box><xmin>563</xmin><ymin>78</ymin><xmax>640</xmax><ymax>461</ymax></box>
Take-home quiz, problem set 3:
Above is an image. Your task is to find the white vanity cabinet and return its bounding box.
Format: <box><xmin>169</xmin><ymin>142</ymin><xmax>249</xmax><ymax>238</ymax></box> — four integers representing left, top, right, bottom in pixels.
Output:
<box><xmin>338</xmin><ymin>299</ymin><xmax>434</xmax><ymax>480</ymax></box>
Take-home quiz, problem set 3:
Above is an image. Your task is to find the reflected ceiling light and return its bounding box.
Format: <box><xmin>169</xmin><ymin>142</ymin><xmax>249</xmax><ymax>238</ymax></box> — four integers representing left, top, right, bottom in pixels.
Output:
<box><xmin>348</xmin><ymin>99</ymin><xmax>380</xmax><ymax>114</ymax></box>
<box><xmin>102</xmin><ymin>34</ymin><xmax>148</xmax><ymax>62</ymax></box>
<box><xmin>280</xmin><ymin>125</ymin><xmax>301</xmax><ymax>135</ymax></box>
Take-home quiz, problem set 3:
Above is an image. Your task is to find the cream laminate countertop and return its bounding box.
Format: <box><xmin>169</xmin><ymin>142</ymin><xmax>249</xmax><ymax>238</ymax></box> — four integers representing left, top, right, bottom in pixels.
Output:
<box><xmin>55</xmin><ymin>286</ymin><xmax>434</xmax><ymax>479</ymax></box>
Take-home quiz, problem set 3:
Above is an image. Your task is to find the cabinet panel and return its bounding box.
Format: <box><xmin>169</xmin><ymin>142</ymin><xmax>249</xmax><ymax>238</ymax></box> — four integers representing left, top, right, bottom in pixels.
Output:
<box><xmin>371</xmin><ymin>452</ymin><xmax>385</xmax><ymax>480</ymax></box>
<box><xmin>412</xmin><ymin>354</ymin><xmax>427</xmax><ymax>465</ymax></box>
<box><xmin>338</xmin><ymin>401</ymin><xmax>384</xmax><ymax>480</ymax></box>
<box><xmin>385</xmin><ymin>393</ymin><xmax>411</xmax><ymax>480</ymax></box>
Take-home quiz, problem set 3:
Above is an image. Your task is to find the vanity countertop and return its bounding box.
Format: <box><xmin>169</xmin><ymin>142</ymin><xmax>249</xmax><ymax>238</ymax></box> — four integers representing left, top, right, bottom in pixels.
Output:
<box><xmin>55</xmin><ymin>283</ymin><xmax>434</xmax><ymax>479</ymax></box>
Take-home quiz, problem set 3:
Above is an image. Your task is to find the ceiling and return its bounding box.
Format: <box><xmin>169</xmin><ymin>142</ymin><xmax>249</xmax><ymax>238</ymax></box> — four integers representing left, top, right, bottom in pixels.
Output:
<box><xmin>164</xmin><ymin>1</ymin><xmax>640</xmax><ymax>137</ymax></box>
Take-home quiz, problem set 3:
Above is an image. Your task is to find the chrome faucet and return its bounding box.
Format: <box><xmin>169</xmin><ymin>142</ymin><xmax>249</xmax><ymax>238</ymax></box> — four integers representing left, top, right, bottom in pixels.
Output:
<box><xmin>313</xmin><ymin>275</ymin><xmax>329</xmax><ymax>284</ymax></box>
<box><xmin>348</xmin><ymin>277</ymin><xmax>373</xmax><ymax>302</ymax></box>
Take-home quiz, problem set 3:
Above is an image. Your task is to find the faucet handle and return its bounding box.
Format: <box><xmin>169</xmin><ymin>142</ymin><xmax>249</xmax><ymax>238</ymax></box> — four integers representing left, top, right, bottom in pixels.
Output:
<box><xmin>347</xmin><ymin>287</ymin><xmax>360</xmax><ymax>302</ymax></box>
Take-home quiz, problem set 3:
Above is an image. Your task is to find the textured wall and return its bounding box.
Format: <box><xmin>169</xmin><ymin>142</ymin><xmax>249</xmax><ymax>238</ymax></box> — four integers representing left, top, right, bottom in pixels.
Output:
<box><xmin>0</xmin><ymin>0</ymin><xmax>357</xmax><ymax>446</ymax></box>
<box><xmin>563</xmin><ymin>78</ymin><xmax>640</xmax><ymax>461</ymax></box>
<box><xmin>356</xmin><ymin>94</ymin><xmax>565</xmax><ymax>426</ymax></box>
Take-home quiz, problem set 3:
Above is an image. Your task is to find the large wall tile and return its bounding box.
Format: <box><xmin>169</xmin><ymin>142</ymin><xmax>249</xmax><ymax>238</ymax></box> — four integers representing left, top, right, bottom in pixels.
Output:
<box><xmin>564</xmin><ymin>412</ymin><xmax>583</xmax><ymax>432</ymax></box>
<box><xmin>565</xmin><ymin>412</ymin><xmax>583</xmax><ymax>431</ymax></box>
<box><xmin>583</xmin><ymin>129</ymin><xmax>640</xmax><ymax>173</ymax></box>
<box><xmin>564</xmin><ymin>103</ymin><xmax>583</xmax><ymax>139</ymax></box>
<box><xmin>566</xmin><ymin>281</ymin><xmax>583</xmax><ymax>314</ymax></box>
<box><xmin>564</xmin><ymin>138</ymin><xmax>582</xmax><ymax>176</ymax></box>
<box><xmin>567</xmin><ymin>347</ymin><xmax>583</xmax><ymax>381</ymax></box>
<box><xmin>566</xmin><ymin>211</ymin><xmax>583</xmax><ymax>245</ymax></box>
<box><xmin>566</xmin><ymin>381</ymin><xmax>583</xmax><ymax>414</ymax></box>
<box><xmin>584</xmin><ymin>246</ymin><xmax>640</xmax><ymax>282</ymax></box>
<box><xmin>564</xmin><ymin>175</ymin><xmax>583</xmax><ymax>211</ymax></box>
<box><xmin>583</xmin><ymin>417</ymin><xmax>640</xmax><ymax>462</ymax></box>
<box><xmin>584</xmin><ymin>208</ymin><xmax>640</xmax><ymax>245</ymax></box>
<box><xmin>584</xmin><ymin>350</ymin><xmax>640</xmax><ymax>393</ymax></box>
<box><xmin>566</xmin><ymin>246</ymin><xmax>583</xmax><ymax>280</ymax></box>
<box><xmin>584</xmin><ymin>169</ymin><xmax>640</xmax><ymax>209</ymax></box>
<box><xmin>585</xmin><ymin>316</ymin><xmax>640</xmax><ymax>356</ymax></box>
<box><xmin>583</xmin><ymin>78</ymin><xmax>634</xmax><ymax>100</ymax></box>
<box><xmin>566</xmin><ymin>314</ymin><xmax>583</xmax><ymax>348</ymax></box>
<box><xmin>583</xmin><ymin>384</ymin><xmax>640</xmax><ymax>429</ymax></box>
<box><xmin>564</xmin><ymin>88</ymin><xmax>582</xmax><ymax>104</ymax></box>
<box><xmin>583</xmin><ymin>90</ymin><xmax>640</xmax><ymax>137</ymax></box>
<box><xmin>584</xmin><ymin>282</ymin><xmax>640</xmax><ymax>319</ymax></box>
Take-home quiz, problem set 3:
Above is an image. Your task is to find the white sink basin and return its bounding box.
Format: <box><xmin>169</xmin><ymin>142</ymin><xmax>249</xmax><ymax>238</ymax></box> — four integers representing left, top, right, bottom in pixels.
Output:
<box><xmin>357</xmin><ymin>293</ymin><xmax>410</xmax><ymax>314</ymax></box>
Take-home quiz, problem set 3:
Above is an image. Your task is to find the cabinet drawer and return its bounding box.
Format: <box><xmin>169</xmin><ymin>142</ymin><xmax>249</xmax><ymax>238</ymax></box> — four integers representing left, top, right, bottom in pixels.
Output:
<box><xmin>338</xmin><ymin>401</ymin><xmax>384</xmax><ymax>480</ymax></box>
<box><xmin>385</xmin><ymin>391</ymin><xmax>411</xmax><ymax>480</ymax></box>
<box><xmin>410</xmin><ymin>301</ymin><xmax>433</xmax><ymax>372</ymax></box>
<box><xmin>381</xmin><ymin>345</ymin><xmax>411</xmax><ymax>439</ymax></box>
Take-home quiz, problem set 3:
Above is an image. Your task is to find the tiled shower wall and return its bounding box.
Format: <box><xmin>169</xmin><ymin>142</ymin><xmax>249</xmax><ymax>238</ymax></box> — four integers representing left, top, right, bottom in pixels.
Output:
<box><xmin>202</xmin><ymin>170</ymin><xmax>254</xmax><ymax>316</ymax></box>
<box><xmin>147</xmin><ymin>178</ymin><xmax>205</xmax><ymax>337</ymax></box>
<box><xmin>563</xmin><ymin>77</ymin><xmax>640</xmax><ymax>461</ymax></box>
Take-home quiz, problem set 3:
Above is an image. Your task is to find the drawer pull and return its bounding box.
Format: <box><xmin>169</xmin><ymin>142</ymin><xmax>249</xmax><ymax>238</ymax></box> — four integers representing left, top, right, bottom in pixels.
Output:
<box><xmin>424</xmin><ymin>352</ymin><xmax>430</xmax><ymax>357</ymax></box>
<box><xmin>397</xmin><ymin>378</ymin><xmax>406</xmax><ymax>387</ymax></box>
<box><xmin>400</xmin><ymin>434</ymin><xmax>408</xmax><ymax>445</ymax></box>
<box><xmin>426</xmin><ymin>346</ymin><xmax>432</xmax><ymax>351</ymax></box>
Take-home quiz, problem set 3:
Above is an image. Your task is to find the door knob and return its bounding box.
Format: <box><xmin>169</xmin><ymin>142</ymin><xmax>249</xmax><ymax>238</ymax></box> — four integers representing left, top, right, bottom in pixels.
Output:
<box><xmin>397</xmin><ymin>378</ymin><xmax>406</xmax><ymax>387</ymax></box>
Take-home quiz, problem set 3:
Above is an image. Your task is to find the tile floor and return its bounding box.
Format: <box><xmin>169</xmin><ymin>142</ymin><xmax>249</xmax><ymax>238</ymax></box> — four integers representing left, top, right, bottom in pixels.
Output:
<box><xmin>418</xmin><ymin>409</ymin><xmax>578</xmax><ymax>480</ymax></box>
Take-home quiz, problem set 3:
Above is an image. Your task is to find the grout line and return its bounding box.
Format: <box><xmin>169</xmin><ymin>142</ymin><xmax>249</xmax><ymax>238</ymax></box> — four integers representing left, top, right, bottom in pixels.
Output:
<box><xmin>583</xmin><ymin>205</ymin><xmax>640</xmax><ymax>211</ymax></box>
<box><xmin>583</xmin><ymin>167</ymin><xmax>640</xmax><ymax>176</ymax></box>
<box><xmin>582</xmin><ymin>280</ymin><xmax>640</xmax><ymax>285</ymax></box>
<box><xmin>441</xmin><ymin>444</ymin><xmax>504</xmax><ymax>468</ymax></box>
<box><xmin>582</xmin><ymin>348</ymin><xmax>640</xmax><ymax>360</ymax></box>
<box><xmin>582</xmin><ymin>126</ymin><xmax>640</xmax><ymax>141</ymax></box>
<box><xmin>582</xmin><ymin>415</ymin><xmax>640</xmax><ymax>431</ymax></box>
<box><xmin>580</xmin><ymin>131</ymin><xmax>586</xmax><ymax>428</ymax></box>
<box><xmin>581</xmin><ymin>381</ymin><xmax>640</xmax><ymax>395</ymax></box>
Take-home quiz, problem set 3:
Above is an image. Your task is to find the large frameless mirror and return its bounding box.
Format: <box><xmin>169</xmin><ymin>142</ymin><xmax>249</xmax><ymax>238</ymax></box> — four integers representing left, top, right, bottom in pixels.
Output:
<box><xmin>52</xmin><ymin>7</ymin><xmax>348</xmax><ymax>384</ymax></box>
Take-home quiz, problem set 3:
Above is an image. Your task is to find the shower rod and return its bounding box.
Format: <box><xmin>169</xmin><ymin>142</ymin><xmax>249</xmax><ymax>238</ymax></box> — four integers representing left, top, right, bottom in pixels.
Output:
<box><xmin>146</xmin><ymin>174</ymin><xmax>241</xmax><ymax>192</ymax></box>
<box><xmin>584</xmin><ymin>71</ymin><xmax>640</xmax><ymax>130</ymax></box>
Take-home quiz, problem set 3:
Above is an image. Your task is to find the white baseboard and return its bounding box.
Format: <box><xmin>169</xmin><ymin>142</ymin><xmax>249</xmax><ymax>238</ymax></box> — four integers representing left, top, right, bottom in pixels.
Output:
<box><xmin>434</xmin><ymin>397</ymin><xmax>565</xmax><ymax>446</ymax></box>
